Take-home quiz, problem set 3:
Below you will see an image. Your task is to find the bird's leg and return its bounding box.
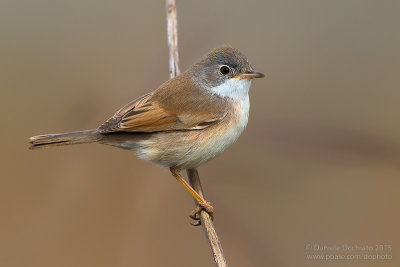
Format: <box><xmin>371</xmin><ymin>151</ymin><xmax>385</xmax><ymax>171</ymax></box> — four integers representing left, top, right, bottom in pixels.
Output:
<box><xmin>170</xmin><ymin>168</ymin><xmax>214</xmax><ymax>222</ymax></box>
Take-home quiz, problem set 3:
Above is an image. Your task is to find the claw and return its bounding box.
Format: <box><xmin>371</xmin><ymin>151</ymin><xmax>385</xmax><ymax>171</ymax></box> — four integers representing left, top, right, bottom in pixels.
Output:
<box><xmin>189</xmin><ymin>200</ymin><xmax>214</xmax><ymax>226</ymax></box>
<box><xmin>190</xmin><ymin>220</ymin><xmax>202</xmax><ymax>226</ymax></box>
<box><xmin>190</xmin><ymin>206</ymin><xmax>202</xmax><ymax>219</ymax></box>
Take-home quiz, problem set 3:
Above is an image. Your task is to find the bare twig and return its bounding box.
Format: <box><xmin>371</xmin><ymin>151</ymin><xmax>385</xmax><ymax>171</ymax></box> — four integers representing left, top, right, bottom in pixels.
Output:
<box><xmin>165</xmin><ymin>1</ymin><xmax>227</xmax><ymax>266</ymax></box>
<box><xmin>187</xmin><ymin>169</ymin><xmax>228</xmax><ymax>267</ymax></box>
<box><xmin>166</xmin><ymin>0</ymin><xmax>180</xmax><ymax>77</ymax></box>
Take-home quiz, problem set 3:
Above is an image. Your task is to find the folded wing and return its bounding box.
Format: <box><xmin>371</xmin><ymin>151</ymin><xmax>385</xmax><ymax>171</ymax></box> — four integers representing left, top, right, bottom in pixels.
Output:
<box><xmin>99</xmin><ymin>92</ymin><xmax>226</xmax><ymax>133</ymax></box>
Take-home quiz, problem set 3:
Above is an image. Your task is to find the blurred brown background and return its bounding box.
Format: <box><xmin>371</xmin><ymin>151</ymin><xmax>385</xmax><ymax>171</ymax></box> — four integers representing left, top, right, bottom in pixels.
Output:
<box><xmin>1</xmin><ymin>0</ymin><xmax>399</xmax><ymax>266</ymax></box>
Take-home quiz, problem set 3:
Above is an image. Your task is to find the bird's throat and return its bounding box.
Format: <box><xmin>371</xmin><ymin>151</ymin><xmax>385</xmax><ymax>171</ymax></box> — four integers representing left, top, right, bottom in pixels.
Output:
<box><xmin>211</xmin><ymin>78</ymin><xmax>252</xmax><ymax>100</ymax></box>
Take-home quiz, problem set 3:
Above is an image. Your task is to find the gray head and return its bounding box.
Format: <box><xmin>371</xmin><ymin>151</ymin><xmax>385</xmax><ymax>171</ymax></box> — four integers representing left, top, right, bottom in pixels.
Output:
<box><xmin>188</xmin><ymin>45</ymin><xmax>264</xmax><ymax>89</ymax></box>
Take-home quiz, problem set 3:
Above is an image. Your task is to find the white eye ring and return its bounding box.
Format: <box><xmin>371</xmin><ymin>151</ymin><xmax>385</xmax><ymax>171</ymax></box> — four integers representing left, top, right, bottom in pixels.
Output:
<box><xmin>219</xmin><ymin>65</ymin><xmax>231</xmax><ymax>75</ymax></box>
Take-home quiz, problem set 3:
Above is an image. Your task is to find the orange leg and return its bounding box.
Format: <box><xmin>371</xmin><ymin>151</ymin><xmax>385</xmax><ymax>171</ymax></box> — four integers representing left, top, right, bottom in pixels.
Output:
<box><xmin>170</xmin><ymin>168</ymin><xmax>214</xmax><ymax>220</ymax></box>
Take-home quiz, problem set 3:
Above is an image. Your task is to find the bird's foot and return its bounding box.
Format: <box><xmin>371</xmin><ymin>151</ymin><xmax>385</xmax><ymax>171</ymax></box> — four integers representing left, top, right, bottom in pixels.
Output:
<box><xmin>189</xmin><ymin>200</ymin><xmax>214</xmax><ymax>226</ymax></box>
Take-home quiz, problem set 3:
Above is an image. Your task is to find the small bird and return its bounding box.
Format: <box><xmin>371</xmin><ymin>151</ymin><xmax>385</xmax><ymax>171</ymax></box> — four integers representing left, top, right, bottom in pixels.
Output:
<box><xmin>29</xmin><ymin>45</ymin><xmax>264</xmax><ymax>220</ymax></box>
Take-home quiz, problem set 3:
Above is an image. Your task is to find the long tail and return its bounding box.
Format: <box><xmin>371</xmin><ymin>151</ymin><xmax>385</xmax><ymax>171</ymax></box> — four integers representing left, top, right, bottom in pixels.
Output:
<box><xmin>29</xmin><ymin>129</ymin><xmax>102</xmax><ymax>150</ymax></box>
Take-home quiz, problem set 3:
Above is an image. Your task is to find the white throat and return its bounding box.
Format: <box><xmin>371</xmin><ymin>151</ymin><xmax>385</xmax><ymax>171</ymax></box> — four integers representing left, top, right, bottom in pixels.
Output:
<box><xmin>211</xmin><ymin>78</ymin><xmax>252</xmax><ymax>100</ymax></box>
<box><xmin>210</xmin><ymin>78</ymin><xmax>251</xmax><ymax>149</ymax></box>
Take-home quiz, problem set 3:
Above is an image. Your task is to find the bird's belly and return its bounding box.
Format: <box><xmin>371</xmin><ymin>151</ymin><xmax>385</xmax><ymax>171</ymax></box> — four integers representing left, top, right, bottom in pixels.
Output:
<box><xmin>134</xmin><ymin>98</ymin><xmax>249</xmax><ymax>169</ymax></box>
<box><xmin>135</xmin><ymin>127</ymin><xmax>243</xmax><ymax>169</ymax></box>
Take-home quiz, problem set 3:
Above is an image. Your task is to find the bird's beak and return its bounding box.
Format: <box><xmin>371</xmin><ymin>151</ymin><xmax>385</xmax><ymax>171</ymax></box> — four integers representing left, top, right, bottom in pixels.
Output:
<box><xmin>233</xmin><ymin>70</ymin><xmax>265</xmax><ymax>79</ymax></box>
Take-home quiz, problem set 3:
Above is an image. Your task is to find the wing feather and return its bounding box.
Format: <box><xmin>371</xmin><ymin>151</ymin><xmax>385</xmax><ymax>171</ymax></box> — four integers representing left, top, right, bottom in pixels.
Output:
<box><xmin>99</xmin><ymin>92</ymin><xmax>226</xmax><ymax>133</ymax></box>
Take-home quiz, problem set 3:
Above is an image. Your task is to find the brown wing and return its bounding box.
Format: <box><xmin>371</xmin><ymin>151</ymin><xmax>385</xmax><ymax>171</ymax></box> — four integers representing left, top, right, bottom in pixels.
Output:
<box><xmin>99</xmin><ymin>92</ymin><xmax>226</xmax><ymax>133</ymax></box>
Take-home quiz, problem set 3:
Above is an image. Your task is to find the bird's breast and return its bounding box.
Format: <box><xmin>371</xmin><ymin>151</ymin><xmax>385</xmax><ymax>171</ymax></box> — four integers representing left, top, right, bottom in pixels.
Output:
<box><xmin>172</xmin><ymin>95</ymin><xmax>250</xmax><ymax>169</ymax></box>
<box><xmin>206</xmin><ymin>95</ymin><xmax>250</xmax><ymax>155</ymax></box>
<box><xmin>127</xmin><ymin>95</ymin><xmax>250</xmax><ymax>169</ymax></box>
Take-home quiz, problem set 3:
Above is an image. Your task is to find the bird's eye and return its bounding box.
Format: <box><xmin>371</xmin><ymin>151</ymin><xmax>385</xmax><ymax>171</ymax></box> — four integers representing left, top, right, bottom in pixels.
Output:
<box><xmin>219</xmin><ymin>65</ymin><xmax>231</xmax><ymax>75</ymax></box>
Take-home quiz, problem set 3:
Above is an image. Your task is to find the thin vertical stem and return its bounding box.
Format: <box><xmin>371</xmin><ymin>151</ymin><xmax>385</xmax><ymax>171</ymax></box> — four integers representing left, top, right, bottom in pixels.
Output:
<box><xmin>165</xmin><ymin>1</ymin><xmax>227</xmax><ymax>266</ymax></box>
<box><xmin>166</xmin><ymin>0</ymin><xmax>180</xmax><ymax>78</ymax></box>
<box><xmin>187</xmin><ymin>169</ymin><xmax>228</xmax><ymax>267</ymax></box>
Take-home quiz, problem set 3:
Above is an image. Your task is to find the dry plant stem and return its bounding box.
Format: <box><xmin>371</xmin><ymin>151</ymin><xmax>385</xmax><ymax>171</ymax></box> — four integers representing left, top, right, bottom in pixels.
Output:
<box><xmin>187</xmin><ymin>169</ymin><xmax>228</xmax><ymax>267</ymax></box>
<box><xmin>165</xmin><ymin>1</ymin><xmax>227</xmax><ymax>266</ymax></box>
<box><xmin>166</xmin><ymin>0</ymin><xmax>180</xmax><ymax>77</ymax></box>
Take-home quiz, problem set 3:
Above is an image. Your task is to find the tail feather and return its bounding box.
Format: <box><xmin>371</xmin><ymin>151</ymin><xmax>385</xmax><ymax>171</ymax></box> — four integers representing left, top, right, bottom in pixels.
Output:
<box><xmin>29</xmin><ymin>129</ymin><xmax>101</xmax><ymax>150</ymax></box>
